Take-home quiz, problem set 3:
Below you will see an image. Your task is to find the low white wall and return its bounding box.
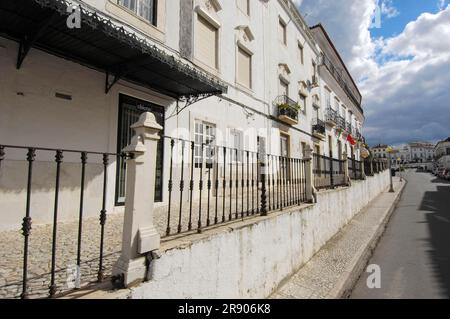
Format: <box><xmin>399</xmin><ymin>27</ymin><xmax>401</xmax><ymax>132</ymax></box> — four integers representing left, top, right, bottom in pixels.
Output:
<box><xmin>128</xmin><ymin>171</ymin><xmax>390</xmax><ymax>299</ymax></box>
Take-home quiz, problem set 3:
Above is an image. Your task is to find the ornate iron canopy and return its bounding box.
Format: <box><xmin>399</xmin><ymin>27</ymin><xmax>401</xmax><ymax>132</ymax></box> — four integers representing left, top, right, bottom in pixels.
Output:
<box><xmin>0</xmin><ymin>0</ymin><xmax>227</xmax><ymax>99</ymax></box>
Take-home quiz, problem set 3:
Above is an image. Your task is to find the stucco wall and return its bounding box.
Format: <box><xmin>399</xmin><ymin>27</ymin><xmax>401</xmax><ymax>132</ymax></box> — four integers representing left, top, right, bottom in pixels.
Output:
<box><xmin>127</xmin><ymin>171</ymin><xmax>390</xmax><ymax>299</ymax></box>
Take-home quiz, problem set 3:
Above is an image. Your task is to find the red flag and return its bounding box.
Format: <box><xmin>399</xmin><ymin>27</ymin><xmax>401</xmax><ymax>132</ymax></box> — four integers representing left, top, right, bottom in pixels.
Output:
<box><xmin>347</xmin><ymin>134</ymin><xmax>356</xmax><ymax>146</ymax></box>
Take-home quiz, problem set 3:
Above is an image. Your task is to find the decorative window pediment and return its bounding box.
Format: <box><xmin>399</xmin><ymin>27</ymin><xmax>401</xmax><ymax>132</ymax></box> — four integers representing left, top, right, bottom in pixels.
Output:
<box><xmin>195</xmin><ymin>0</ymin><xmax>222</xmax><ymax>28</ymax></box>
<box><xmin>235</xmin><ymin>25</ymin><xmax>255</xmax><ymax>42</ymax></box>
<box><xmin>299</xmin><ymin>81</ymin><xmax>309</xmax><ymax>97</ymax></box>
<box><xmin>278</xmin><ymin>63</ymin><xmax>291</xmax><ymax>81</ymax></box>
<box><xmin>204</xmin><ymin>0</ymin><xmax>222</xmax><ymax>12</ymax></box>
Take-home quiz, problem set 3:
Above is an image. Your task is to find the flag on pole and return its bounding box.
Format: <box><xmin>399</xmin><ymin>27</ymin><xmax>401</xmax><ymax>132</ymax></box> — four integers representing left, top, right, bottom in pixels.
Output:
<box><xmin>347</xmin><ymin>134</ymin><xmax>356</xmax><ymax>146</ymax></box>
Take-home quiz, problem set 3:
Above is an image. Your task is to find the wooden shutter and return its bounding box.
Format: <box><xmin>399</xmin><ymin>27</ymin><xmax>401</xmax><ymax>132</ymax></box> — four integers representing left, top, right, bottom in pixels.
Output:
<box><xmin>237</xmin><ymin>47</ymin><xmax>251</xmax><ymax>88</ymax></box>
<box><xmin>195</xmin><ymin>15</ymin><xmax>218</xmax><ymax>69</ymax></box>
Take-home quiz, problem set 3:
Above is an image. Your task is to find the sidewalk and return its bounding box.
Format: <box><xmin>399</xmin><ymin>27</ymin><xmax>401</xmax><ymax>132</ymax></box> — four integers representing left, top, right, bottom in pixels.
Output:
<box><xmin>270</xmin><ymin>177</ymin><xmax>405</xmax><ymax>299</ymax></box>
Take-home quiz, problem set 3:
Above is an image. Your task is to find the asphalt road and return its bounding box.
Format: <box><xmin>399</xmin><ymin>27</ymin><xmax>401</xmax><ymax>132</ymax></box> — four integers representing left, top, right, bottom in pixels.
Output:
<box><xmin>351</xmin><ymin>170</ymin><xmax>450</xmax><ymax>299</ymax></box>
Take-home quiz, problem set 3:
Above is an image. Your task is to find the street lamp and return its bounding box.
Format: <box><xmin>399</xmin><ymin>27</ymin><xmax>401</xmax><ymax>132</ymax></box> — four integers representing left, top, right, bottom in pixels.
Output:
<box><xmin>387</xmin><ymin>148</ymin><xmax>394</xmax><ymax>193</ymax></box>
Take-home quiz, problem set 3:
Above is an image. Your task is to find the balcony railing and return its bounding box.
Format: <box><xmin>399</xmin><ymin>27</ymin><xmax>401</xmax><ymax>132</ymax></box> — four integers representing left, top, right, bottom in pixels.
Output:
<box><xmin>337</xmin><ymin>116</ymin><xmax>346</xmax><ymax>130</ymax></box>
<box><xmin>346</xmin><ymin>122</ymin><xmax>352</xmax><ymax>134</ymax></box>
<box><xmin>320</xmin><ymin>53</ymin><xmax>362</xmax><ymax>114</ymax></box>
<box><xmin>275</xmin><ymin>95</ymin><xmax>300</xmax><ymax>125</ymax></box>
<box><xmin>325</xmin><ymin>107</ymin><xmax>337</xmax><ymax>126</ymax></box>
<box><xmin>312</xmin><ymin>118</ymin><xmax>326</xmax><ymax>139</ymax></box>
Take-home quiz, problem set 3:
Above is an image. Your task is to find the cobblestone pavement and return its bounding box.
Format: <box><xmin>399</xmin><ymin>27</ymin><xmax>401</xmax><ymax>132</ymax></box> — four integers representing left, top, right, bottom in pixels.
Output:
<box><xmin>0</xmin><ymin>185</ymin><xmax>306</xmax><ymax>299</ymax></box>
<box><xmin>0</xmin><ymin>214</ymin><xmax>124</xmax><ymax>299</ymax></box>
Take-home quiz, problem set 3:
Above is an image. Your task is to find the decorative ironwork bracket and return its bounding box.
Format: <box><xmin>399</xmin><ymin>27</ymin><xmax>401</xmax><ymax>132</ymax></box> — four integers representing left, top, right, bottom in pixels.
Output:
<box><xmin>105</xmin><ymin>72</ymin><xmax>121</xmax><ymax>94</ymax></box>
<box><xmin>177</xmin><ymin>92</ymin><xmax>221</xmax><ymax>114</ymax></box>
<box><xmin>16</xmin><ymin>12</ymin><xmax>58</xmax><ymax>69</ymax></box>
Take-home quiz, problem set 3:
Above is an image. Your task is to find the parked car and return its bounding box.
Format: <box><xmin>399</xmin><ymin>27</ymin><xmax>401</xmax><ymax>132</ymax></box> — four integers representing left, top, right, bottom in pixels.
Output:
<box><xmin>438</xmin><ymin>168</ymin><xmax>447</xmax><ymax>179</ymax></box>
<box><xmin>445</xmin><ymin>170</ymin><xmax>450</xmax><ymax>181</ymax></box>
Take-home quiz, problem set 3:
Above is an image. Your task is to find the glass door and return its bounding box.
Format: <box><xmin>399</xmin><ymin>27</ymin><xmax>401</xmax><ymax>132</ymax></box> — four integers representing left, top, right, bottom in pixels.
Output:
<box><xmin>116</xmin><ymin>94</ymin><xmax>164</xmax><ymax>205</ymax></box>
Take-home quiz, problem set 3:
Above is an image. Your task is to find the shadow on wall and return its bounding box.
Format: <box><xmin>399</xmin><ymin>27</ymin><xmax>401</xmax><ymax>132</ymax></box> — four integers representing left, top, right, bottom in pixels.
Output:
<box><xmin>0</xmin><ymin>153</ymin><xmax>116</xmax><ymax>228</ymax></box>
<box><xmin>419</xmin><ymin>185</ymin><xmax>450</xmax><ymax>298</ymax></box>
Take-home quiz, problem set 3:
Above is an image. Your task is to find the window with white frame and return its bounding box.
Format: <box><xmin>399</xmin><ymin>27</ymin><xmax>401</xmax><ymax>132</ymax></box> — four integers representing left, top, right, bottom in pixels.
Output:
<box><xmin>334</xmin><ymin>97</ymin><xmax>340</xmax><ymax>111</ymax></box>
<box><xmin>195</xmin><ymin>14</ymin><xmax>219</xmax><ymax>70</ymax></box>
<box><xmin>118</xmin><ymin>0</ymin><xmax>158</xmax><ymax>26</ymax></box>
<box><xmin>299</xmin><ymin>94</ymin><xmax>306</xmax><ymax>115</ymax></box>
<box><xmin>279</xmin><ymin>18</ymin><xmax>287</xmax><ymax>45</ymax></box>
<box><xmin>194</xmin><ymin>120</ymin><xmax>216</xmax><ymax>168</ymax></box>
<box><xmin>230</xmin><ymin>129</ymin><xmax>244</xmax><ymax>162</ymax></box>
<box><xmin>237</xmin><ymin>46</ymin><xmax>252</xmax><ymax>89</ymax></box>
<box><xmin>237</xmin><ymin>0</ymin><xmax>250</xmax><ymax>15</ymax></box>
<box><xmin>280</xmin><ymin>134</ymin><xmax>290</xmax><ymax>157</ymax></box>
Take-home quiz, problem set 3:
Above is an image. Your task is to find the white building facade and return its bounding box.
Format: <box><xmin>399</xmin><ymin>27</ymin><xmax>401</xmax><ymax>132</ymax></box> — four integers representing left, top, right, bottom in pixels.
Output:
<box><xmin>0</xmin><ymin>0</ymin><xmax>364</xmax><ymax>229</ymax></box>
<box><xmin>435</xmin><ymin>138</ymin><xmax>450</xmax><ymax>169</ymax></box>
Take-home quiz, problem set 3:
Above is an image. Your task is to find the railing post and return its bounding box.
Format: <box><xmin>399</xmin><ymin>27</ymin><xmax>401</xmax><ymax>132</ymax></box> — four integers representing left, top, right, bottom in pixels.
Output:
<box><xmin>361</xmin><ymin>157</ymin><xmax>366</xmax><ymax>179</ymax></box>
<box><xmin>329</xmin><ymin>153</ymin><xmax>334</xmax><ymax>189</ymax></box>
<box><xmin>343</xmin><ymin>151</ymin><xmax>350</xmax><ymax>186</ymax></box>
<box><xmin>259</xmin><ymin>140</ymin><xmax>267</xmax><ymax>216</ymax></box>
<box><xmin>304</xmin><ymin>145</ymin><xmax>314</xmax><ymax>203</ymax></box>
<box><xmin>113</xmin><ymin>112</ymin><xmax>162</xmax><ymax>287</ymax></box>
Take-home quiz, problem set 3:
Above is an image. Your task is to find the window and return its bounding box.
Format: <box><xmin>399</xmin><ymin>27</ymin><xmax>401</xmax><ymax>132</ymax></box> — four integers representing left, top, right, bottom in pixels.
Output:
<box><xmin>195</xmin><ymin>14</ymin><xmax>219</xmax><ymax>70</ymax></box>
<box><xmin>280</xmin><ymin>134</ymin><xmax>290</xmax><ymax>157</ymax></box>
<box><xmin>194</xmin><ymin>120</ymin><xmax>216</xmax><ymax>168</ymax></box>
<box><xmin>298</xmin><ymin>43</ymin><xmax>304</xmax><ymax>64</ymax></box>
<box><xmin>334</xmin><ymin>97</ymin><xmax>340</xmax><ymax>111</ymax></box>
<box><xmin>447</xmin><ymin>148</ymin><xmax>450</xmax><ymax>155</ymax></box>
<box><xmin>118</xmin><ymin>0</ymin><xmax>158</xmax><ymax>26</ymax></box>
<box><xmin>301</xmin><ymin>142</ymin><xmax>307</xmax><ymax>158</ymax></box>
<box><xmin>238</xmin><ymin>0</ymin><xmax>250</xmax><ymax>15</ymax></box>
<box><xmin>116</xmin><ymin>95</ymin><xmax>164</xmax><ymax>204</ymax></box>
<box><xmin>230</xmin><ymin>129</ymin><xmax>244</xmax><ymax>162</ymax></box>
<box><xmin>279</xmin><ymin>79</ymin><xmax>289</xmax><ymax>96</ymax></box>
<box><xmin>299</xmin><ymin>94</ymin><xmax>306</xmax><ymax>115</ymax></box>
<box><xmin>237</xmin><ymin>46</ymin><xmax>252</xmax><ymax>88</ymax></box>
<box><xmin>279</xmin><ymin>19</ymin><xmax>287</xmax><ymax>45</ymax></box>
<box><xmin>324</xmin><ymin>89</ymin><xmax>331</xmax><ymax>108</ymax></box>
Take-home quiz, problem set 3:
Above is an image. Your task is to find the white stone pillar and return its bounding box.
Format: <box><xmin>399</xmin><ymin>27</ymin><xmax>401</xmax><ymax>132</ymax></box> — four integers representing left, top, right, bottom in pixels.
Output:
<box><xmin>304</xmin><ymin>145</ymin><xmax>314</xmax><ymax>203</ymax></box>
<box><xmin>113</xmin><ymin>112</ymin><xmax>162</xmax><ymax>287</ymax></box>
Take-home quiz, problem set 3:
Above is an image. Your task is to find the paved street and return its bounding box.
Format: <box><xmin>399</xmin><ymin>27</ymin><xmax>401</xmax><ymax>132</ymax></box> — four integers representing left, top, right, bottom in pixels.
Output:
<box><xmin>351</xmin><ymin>170</ymin><xmax>450</xmax><ymax>299</ymax></box>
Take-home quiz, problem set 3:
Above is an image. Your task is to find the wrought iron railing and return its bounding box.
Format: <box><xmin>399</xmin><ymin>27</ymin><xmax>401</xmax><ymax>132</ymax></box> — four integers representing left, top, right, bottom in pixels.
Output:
<box><xmin>346</xmin><ymin>122</ymin><xmax>352</xmax><ymax>134</ymax></box>
<box><xmin>320</xmin><ymin>53</ymin><xmax>362</xmax><ymax>113</ymax></box>
<box><xmin>161</xmin><ymin>137</ymin><xmax>308</xmax><ymax>238</ymax></box>
<box><xmin>313</xmin><ymin>154</ymin><xmax>346</xmax><ymax>189</ymax></box>
<box><xmin>0</xmin><ymin>144</ymin><xmax>129</xmax><ymax>299</ymax></box>
<box><xmin>348</xmin><ymin>157</ymin><xmax>364</xmax><ymax>180</ymax></box>
<box><xmin>275</xmin><ymin>95</ymin><xmax>299</xmax><ymax>122</ymax></box>
<box><xmin>312</xmin><ymin>118</ymin><xmax>326</xmax><ymax>135</ymax></box>
<box><xmin>337</xmin><ymin>116</ymin><xmax>346</xmax><ymax>130</ymax></box>
<box><xmin>325</xmin><ymin>107</ymin><xmax>337</xmax><ymax>124</ymax></box>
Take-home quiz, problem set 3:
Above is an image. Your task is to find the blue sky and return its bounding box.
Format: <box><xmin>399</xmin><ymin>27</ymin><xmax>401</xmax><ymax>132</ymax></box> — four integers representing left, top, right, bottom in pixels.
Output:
<box><xmin>371</xmin><ymin>0</ymin><xmax>445</xmax><ymax>38</ymax></box>
<box><xmin>297</xmin><ymin>0</ymin><xmax>450</xmax><ymax>147</ymax></box>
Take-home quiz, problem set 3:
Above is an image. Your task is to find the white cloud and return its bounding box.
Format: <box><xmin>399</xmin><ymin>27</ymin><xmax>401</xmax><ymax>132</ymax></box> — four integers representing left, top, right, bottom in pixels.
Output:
<box><xmin>298</xmin><ymin>1</ymin><xmax>450</xmax><ymax>145</ymax></box>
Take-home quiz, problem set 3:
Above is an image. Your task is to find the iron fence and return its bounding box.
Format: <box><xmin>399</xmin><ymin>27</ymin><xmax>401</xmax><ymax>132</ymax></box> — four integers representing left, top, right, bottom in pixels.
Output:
<box><xmin>313</xmin><ymin>154</ymin><xmax>346</xmax><ymax>190</ymax></box>
<box><xmin>0</xmin><ymin>144</ymin><xmax>129</xmax><ymax>299</ymax></box>
<box><xmin>348</xmin><ymin>157</ymin><xmax>364</xmax><ymax>180</ymax></box>
<box><xmin>161</xmin><ymin>137</ymin><xmax>308</xmax><ymax>238</ymax></box>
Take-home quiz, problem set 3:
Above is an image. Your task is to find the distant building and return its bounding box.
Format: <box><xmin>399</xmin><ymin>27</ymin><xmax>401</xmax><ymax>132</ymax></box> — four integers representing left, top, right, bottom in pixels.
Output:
<box><xmin>407</xmin><ymin>142</ymin><xmax>435</xmax><ymax>163</ymax></box>
<box><xmin>372</xmin><ymin>144</ymin><xmax>389</xmax><ymax>159</ymax></box>
<box><xmin>435</xmin><ymin>137</ymin><xmax>450</xmax><ymax>169</ymax></box>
